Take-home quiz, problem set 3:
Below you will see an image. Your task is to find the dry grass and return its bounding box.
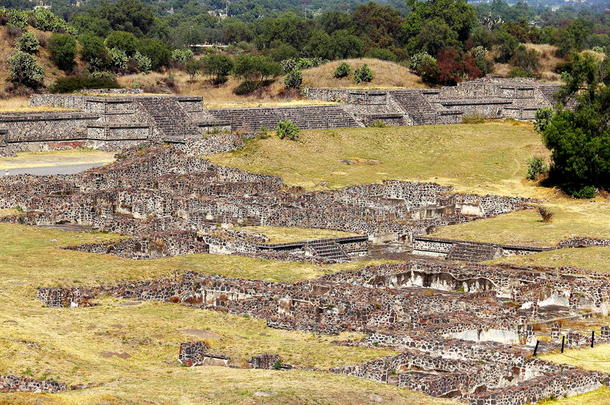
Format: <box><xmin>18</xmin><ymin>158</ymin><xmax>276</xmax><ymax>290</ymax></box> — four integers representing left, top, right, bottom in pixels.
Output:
<box><xmin>238</xmin><ymin>226</ymin><xmax>357</xmax><ymax>244</ymax></box>
<box><xmin>0</xmin><ymin>150</ymin><xmax>116</xmax><ymax>170</ymax></box>
<box><xmin>117</xmin><ymin>58</ymin><xmax>427</xmax><ymax>108</ymax></box>
<box><xmin>210</xmin><ymin>122</ymin><xmax>610</xmax><ymax>265</ymax></box>
<box><xmin>0</xmin><ymin>221</ymin><xmax>443</xmax><ymax>404</ymax></box>
<box><xmin>540</xmin><ymin>386</ymin><xmax>610</xmax><ymax>405</ymax></box>
<box><xmin>540</xmin><ymin>343</ymin><xmax>610</xmax><ymax>374</ymax></box>
<box><xmin>524</xmin><ymin>43</ymin><xmax>563</xmax><ymax>82</ymax></box>
<box><xmin>489</xmin><ymin>247</ymin><xmax>610</xmax><ymax>273</ymax></box>
<box><xmin>301</xmin><ymin>58</ymin><xmax>426</xmax><ymax>89</ymax></box>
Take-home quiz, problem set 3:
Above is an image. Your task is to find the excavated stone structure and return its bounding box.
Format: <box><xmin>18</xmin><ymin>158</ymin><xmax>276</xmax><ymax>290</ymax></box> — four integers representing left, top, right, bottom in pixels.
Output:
<box><xmin>304</xmin><ymin>77</ymin><xmax>560</xmax><ymax>126</ymax></box>
<box><xmin>0</xmin><ymin>375</ymin><xmax>67</xmax><ymax>393</ymax></box>
<box><xmin>37</xmin><ymin>258</ymin><xmax>610</xmax><ymax>404</ymax></box>
<box><xmin>0</xmin><ymin>144</ymin><xmax>530</xmax><ymax>261</ymax></box>
<box><xmin>0</xmin><ymin>78</ymin><xmax>557</xmax><ymax>156</ymax></box>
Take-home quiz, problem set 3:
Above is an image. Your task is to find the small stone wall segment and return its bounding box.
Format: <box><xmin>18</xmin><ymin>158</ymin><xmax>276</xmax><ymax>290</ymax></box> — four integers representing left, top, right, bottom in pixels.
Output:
<box><xmin>0</xmin><ymin>375</ymin><xmax>67</xmax><ymax>393</ymax></box>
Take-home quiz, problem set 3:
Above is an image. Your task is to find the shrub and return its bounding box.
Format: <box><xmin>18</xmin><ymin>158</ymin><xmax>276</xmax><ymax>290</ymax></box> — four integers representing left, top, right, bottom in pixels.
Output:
<box><xmin>185</xmin><ymin>58</ymin><xmax>201</xmax><ymax>80</ymax></box>
<box><xmin>508</xmin><ymin>67</ymin><xmax>535</xmax><ymax>78</ymax></box>
<box><xmin>48</xmin><ymin>33</ymin><xmax>77</xmax><ymax>71</ymax></box>
<box><xmin>105</xmin><ymin>31</ymin><xmax>137</xmax><ymax>56</ymax></box>
<box><xmin>567</xmin><ymin>185</ymin><xmax>597</xmax><ymax>199</ymax></box>
<box><xmin>171</xmin><ymin>48</ymin><xmax>193</xmax><ymax>68</ymax></box>
<box><xmin>368</xmin><ymin>119</ymin><xmax>386</xmax><ymax>128</ymax></box>
<box><xmin>108</xmin><ymin>47</ymin><xmax>128</xmax><ymax>73</ymax></box>
<box><xmin>233</xmin><ymin>80</ymin><xmax>262</xmax><ymax>95</ymax></box>
<box><xmin>201</xmin><ymin>53</ymin><xmax>233</xmax><ymax>84</ymax></box>
<box><xmin>537</xmin><ymin>206</ymin><xmax>554</xmax><ymax>223</ymax></box>
<box><xmin>16</xmin><ymin>32</ymin><xmax>39</xmax><ymax>54</ymax></box>
<box><xmin>276</xmin><ymin>121</ymin><xmax>300</xmax><ymax>140</ymax></box>
<box><xmin>233</xmin><ymin>54</ymin><xmax>281</xmax><ymax>82</ymax></box>
<box><xmin>280</xmin><ymin>57</ymin><xmax>324</xmax><ymax>73</ymax></box>
<box><xmin>354</xmin><ymin>64</ymin><xmax>373</xmax><ymax>84</ymax></box>
<box><xmin>526</xmin><ymin>156</ymin><xmax>548</xmax><ymax>180</ymax></box>
<box><xmin>510</xmin><ymin>45</ymin><xmax>541</xmax><ymax>74</ymax></box>
<box><xmin>409</xmin><ymin>52</ymin><xmax>436</xmax><ymax>72</ymax></box>
<box><xmin>79</xmin><ymin>34</ymin><xmax>109</xmax><ymax>71</ymax></box>
<box><xmin>137</xmin><ymin>38</ymin><xmax>171</xmax><ymax>71</ymax></box>
<box><xmin>534</xmin><ymin>107</ymin><xmax>554</xmax><ymax>134</ymax></box>
<box><xmin>334</xmin><ymin>62</ymin><xmax>351</xmax><ymax>78</ymax></box>
<box><xmin>133</xmin><ymin>51</ymin><xmax>152</xmax><ymax>74</ymax></box>
<box><xmin>49</xmin><ymin>75</ymin><xmax>120</xmax><ymax>93</ymax></box>
<box><xmin>8</xmin><ymin>51</ymin><xmax>44</xmax><ymax>88</ymax></box>
<box><xmin>284</xmin><ymin>69</ymin><xmax>302</xmax><ymax>89</ymax></box>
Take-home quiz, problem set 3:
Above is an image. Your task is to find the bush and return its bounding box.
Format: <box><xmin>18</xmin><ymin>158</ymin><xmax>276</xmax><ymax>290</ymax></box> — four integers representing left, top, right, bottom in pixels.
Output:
<box><xmin>185</xmin><ymin>58</ymin><xmax>201</xmax><ymax>79</ymax></box>
<box><xmin>534</xmin><ymin>107</ymin><xmax>554</xmax><ymax>134</ymax></box>
<box><xmin>105</xmin><ymin>31</ymin><xmax>137</xmax><ymax>56</ymax></box>
<box><xmin>276</xmin><ymin>121</ymin><xmax>300</xmax><ymax>140</ymax></box>
<box><xmin>79</xmin><ymin>34</ymin><xmax>109</xmax><ymax>71</ymax></box>
<box><xmin>284</xmin><ymin>69</ymin><xmax>302</xmax><ymax>89</ymax></box>
<box><xmin>567</xmin><ymin>185</ymin><xmax>597</xmax><ymax>199</ymax></box>
<box><xmin>48</xmin><ymin>33</ymin><xmax>77</xmax><ymax>71</ymax></box>
<box><xmin>280</xmin><ymin>57</ymin><xmax>324</xmax><ymax>73</ymax></box>
<box><xmin>171</xmin><ymin>48</ymin><xmax>194</xmax><ymax>68</ymax></box>
<box><xmin>508</xmin><ymin>66</ymin><xmax>535</xmax><ymax>78</ymax></box>
<box><xmin>49</xmin><ymin>75</ymin><xmax>120</xmax><ymax>93</ymax></box>
<box><xmin>16</xmin><ymin>32</ymin><xmax>39</xmax><ymax>54</ymax></box>
<box><xmin>409</xmin><ymin>52</ymin><xmax>436</xmax><ymax>72</ymax></box>
<box><xmin>108</xmin><ymin>47</ymin><xmax>128</xmax><ymax>73</ymax></box>
<box><xmin>133</xmin><ymin>51</ymin><xmax>151</xmax><ymax>74</ymax></box>
<box><xmin>368</xmin><ymin>119</ymin><xmax>386</xmax><ymax>128</ymax></box>
<box><xmin>137</xmin><ymin>38</ymin><xmax>171</xmax><ymax>71</ymax></box>
<box><xmin>537</xmin><ymin>206</ymin><xmax>554</xmax><ymax>223</ymax></box>
<box><xmin>334</xmin><ymin>62</ymin><xmax>351</xmax><ymax>78</ymax></box>
<box><xmin>201</xmin><ymin>53</ymin><xmax>233</xmax><ymax>84</ymax></box>
<box><xmin>510</xmin><ymin>45</ymin><xmax>541</xmax><ymax>74</ymax></box>
<box><xmin>526</xmin><ymin>156</ymin><xmax>548</xmax><ymax>180</ymax></box>
<box><xmin>354</xmin><ymin>64</ymin><xmax>373</xmax><ymax>84</ymax></box>
<box><xmin>233</xmin><ymin>80</ymin><xmax>262</xmax><ymax>95</ymax></box>
<box><xmin>365</xmin><ymin>48</ymin><xmax>397</xmax><ymax>62</ymax></box>
<box><xmin>8</xmin><ymin>51</ymin><xmax>44</xmax><ymax>88</ymax></box>
<box><xmin>233</xmin><ymin>54</ymin><xmax>281</xmax><ymax>82</ymax></box>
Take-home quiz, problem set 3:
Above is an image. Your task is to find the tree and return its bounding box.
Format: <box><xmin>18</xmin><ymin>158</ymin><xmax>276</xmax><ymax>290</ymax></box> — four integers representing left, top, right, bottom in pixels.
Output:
<box><xmin>352</xmin><ymin>2</ymin><xmax>404</xmax><ymax>49</ymax></box>
<box><xmin>232</xmin><ymin>54</ymin><xmax>281</xmax><ymax>82</ymax></box>
<box><xmin>185</xmin><ymin>58</ymin><xmax>201</xmax><ymax>80</ymax></box>
<box><xmin>70</xmin><ymin>14</ymin><xmax>112</xmax><ymax>37</ymax></box>
<box><xmin>137</xmin><ymin>38</ymin><xmax>171</xmax><ymax>70</ymax></box>
<box><xmin>304</xmin><ymin>30</ymin><xmax>333</xmax><ymax>59</ymax></box>
<box><xmin>48</xmin><ymin>33</ymin><xmax>77</xmax><ymax>71</ymax></box>
<box><xmin>105</xmin><ymin>31</ymin><xmax>138</xmax><ymax>56</ymax></box>
<box><xmin>406</xmin><ymin>18</ymin><xmax>460</xmax><ymax>57</ymax></box>
<box><xmin>8</xmin><ymin>51</ymin><xmax>44</xmax><ymax>88</ymax></box>
<box><xmin>15</xmin><ymin>32</ymin><xmax>39</xmax><ymax>54</ymax></box>
<box><xmin>330</xmin><ymin>30</ymin><xmax>364</xmax><ymax>59</ymax></box>
<box><xmin>509</xmin><ymin>45</ymin><xmax>541</xmax><ymax>75</ymax></box>
<box><xmin>404</xmin><ymin>0</ymin><xmax>477</xmax><ymax>50</ymax></box>
<box><xmin>538</xmin><ymin>54</ymin><xmax>610</xmax><ymax>196</ymax></box>
<box><xmin>365</xmin><ymin>48</ymin><xmax>397</xmax><ymax>62</ymax></box>
<box><xmin>202</xmin><ymin>53</ymin><xmax>234</xmax><ymax>84</ymax></box>
<box><xmin>98</xmin><ymin>0</ymin><xmax>155</xmax><ymax>37</ymax></box>
<box><xmin>268</xmin><ymin>43</ymin><xmax>299</xmax><ymax>62</ymax></box>
<box><xmin>80</xmin><ymin>34</ymin><xmax>109</xmax><ymax>71</ymax></box>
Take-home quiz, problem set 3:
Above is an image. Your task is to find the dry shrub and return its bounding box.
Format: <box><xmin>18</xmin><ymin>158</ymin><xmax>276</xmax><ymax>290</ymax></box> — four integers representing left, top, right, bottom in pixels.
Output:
<box><xmin>537</xmin><ymin>206</ymin><xmax>554</xmax><ymax>223</ymax></box>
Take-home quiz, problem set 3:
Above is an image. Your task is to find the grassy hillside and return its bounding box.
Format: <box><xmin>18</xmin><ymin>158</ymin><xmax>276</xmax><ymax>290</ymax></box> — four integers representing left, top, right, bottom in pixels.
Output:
<box><xmin>0</xmin><ymin>26</ymin><xmax>80</xmax><ymax>96</ymax></box>
<box><xmin>117</xmin><ymin>58</ymin><xmax>426</xmax><ymax>108</ymax></box>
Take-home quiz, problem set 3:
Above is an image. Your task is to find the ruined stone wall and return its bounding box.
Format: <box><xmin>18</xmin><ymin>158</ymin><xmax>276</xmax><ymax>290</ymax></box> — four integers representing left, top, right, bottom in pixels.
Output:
<box><xmin>208</xmin><ymin>105</ymin><xmax>362</xmax><ymax>133</ymax></box>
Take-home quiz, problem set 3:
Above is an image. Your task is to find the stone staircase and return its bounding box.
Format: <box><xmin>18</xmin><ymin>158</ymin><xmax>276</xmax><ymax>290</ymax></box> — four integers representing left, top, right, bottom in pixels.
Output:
<box><xmin>137</xmin><ymin>98</ymin><xmax>202</xmax><ymax>139</ymax></box>
<box><xmin>446</xmin><ymin>242</ymin><xmax>502</xmax><ymax>262</ymax></box>
<box><xmin>389</xmin><ymin>91</ymin><xmax>439</xmax><ymax>125</ymax></box>
<box><xmin>306</xmin><ymin>240</ymin><xmax>350</xmax><ymax>262</ymax></box>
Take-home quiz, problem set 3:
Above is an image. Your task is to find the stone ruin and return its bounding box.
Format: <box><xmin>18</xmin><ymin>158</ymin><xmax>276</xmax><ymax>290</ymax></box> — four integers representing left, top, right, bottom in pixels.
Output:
<box><xmin>0</xmin><ymin>78</ymin><xmax>558</xmax><ymax>157</ymax></box>
<box><xmin>0</xmin><ymin>375</ymin><xmax>67</xmax><ymax>393</ymax></box>
<box><xmin>36</xmin><ymin>257</ymin><xmax>610</xmax><ymax>404</ymax></box>
<box><xmin>0</xmin><ymin>143</ymin><xmax>531</xmax><ymax>262</ymax></box>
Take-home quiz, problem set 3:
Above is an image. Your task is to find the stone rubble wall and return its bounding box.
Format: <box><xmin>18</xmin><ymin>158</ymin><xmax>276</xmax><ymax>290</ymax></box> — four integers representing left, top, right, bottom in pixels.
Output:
<box><xmin>0</xmin><ymin>375</ymin><xmax>67</xmax><ymax>393</ymax></box>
